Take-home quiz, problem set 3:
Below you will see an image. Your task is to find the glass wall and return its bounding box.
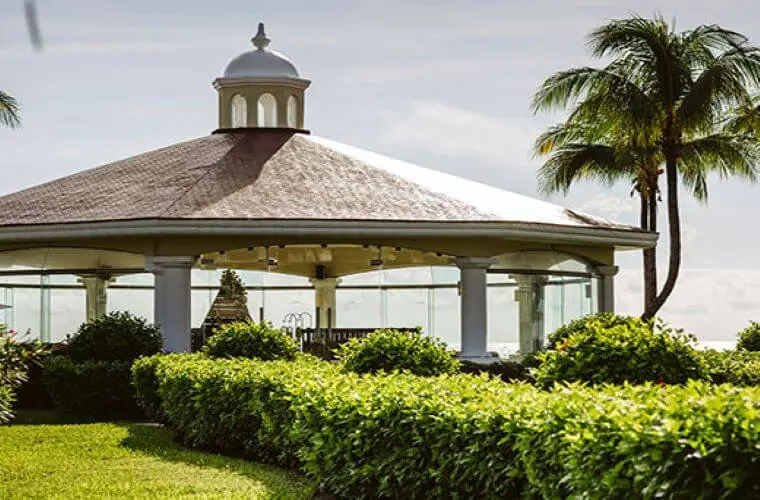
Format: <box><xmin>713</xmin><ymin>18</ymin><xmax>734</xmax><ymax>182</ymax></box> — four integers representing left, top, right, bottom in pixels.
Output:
<box><xmin>0</xmin><ymin>265</ymin><xmax>596</xmax><ymax>350</ymax></box>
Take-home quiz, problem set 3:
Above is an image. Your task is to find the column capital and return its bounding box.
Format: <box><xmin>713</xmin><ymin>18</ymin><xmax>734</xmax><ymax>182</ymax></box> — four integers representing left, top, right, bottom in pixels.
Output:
<box><xmin>146</xmin><ymin>256</ymin><xmax>196</xmax><ymax>273</ymax></box>
<box><xmin>309</xmin><ymin>277</ymin><xmax>341</xmax><ymax>288</ymax></box>
<box><xmin>455</xmin><ymin>257</ymin><xmax>497</xmax><ymax>269</ymax></box>
<box><xmin>596</xmin><ymin>265</ymin><xmax>619</xmax><ymax>277</ymax></box>
<box><xmin>77</xmin><ymin>275</ymin><xmax>114</xmax><ymax>285</ymax></box>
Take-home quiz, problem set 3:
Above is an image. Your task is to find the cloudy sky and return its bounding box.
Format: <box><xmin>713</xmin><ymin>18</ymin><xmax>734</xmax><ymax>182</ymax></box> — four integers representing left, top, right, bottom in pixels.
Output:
<box><xmin>1</xmin><ymin>0</ymin><xmax>758</xmax><ymax>341</ymax></box>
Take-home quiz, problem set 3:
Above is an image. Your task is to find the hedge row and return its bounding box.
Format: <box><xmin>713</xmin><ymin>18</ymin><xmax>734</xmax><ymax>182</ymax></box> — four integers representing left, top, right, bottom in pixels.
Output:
<box><xmin>700</xmin><ymin>349</ymin><xmax>760</xmax><ymax>386</ymax></box>
<box><xmin>136</xmin><ymin>355</ymin><xmax>760</xmax><ymax>498</ymax></box>
<box><xmin>43</xmin><ymin>357</ymin><xmax>142</xmax><ymax>420</ymax></box>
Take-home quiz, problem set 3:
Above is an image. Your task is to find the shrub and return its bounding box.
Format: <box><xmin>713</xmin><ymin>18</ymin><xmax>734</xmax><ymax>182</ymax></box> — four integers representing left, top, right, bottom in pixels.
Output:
<box><xmin>202</xmin><ymin>321</ymin><xmax>298</xmax><ymax>361</ymax></box>
<box><xmin>459</xmin><ymin>359</ymin><xmax>530</xmax><ymax>381</ymax></box>
<box><xmin>700</xmin><ymin>349</ymin><xmax>760</xmax><ymax>386</ymax></box>
<box><xmin>148</xmin><ymin>356</ymin><xmax>760</xmax><ymax>498</ymax></box>
<box><xmin>1</xmin><ymin>326</ymin><xmax>48</xmax><ymax>422</ymax></box>
<box><xmin>1</xmin><ymin>326</ymin><xmax>47</xmax><ymax>390</ymax></box>
<box><xmin>534</xmin><ymin>317</ymin><xmax>707</xmax><ymax>387</ymax></box>
<box><xmin>545</xmin><ymin>312</ymin><xmax>645</xmax><ymax>349</ymax></box>
<box><xmin>40</xmin><ymin>313</ymin><xmax>160</xmax><ymax>420</ymax></box>
<box><xmin>737</xmin><ymin>321</ymin><xmax>760</xmax><ymax>352</ymax></box>
<box><xmin>336</xmin><ymin>328</ymin><xmax>459</xmax><ymax>376</ymax></box>
<box><xmin>42</xmin><ymin>356</ymin><xmax>141</xmax><ymax>420</ymax></box>
<box><xmin>0</xmin><ymin>383</ymin><xmax>12</xmax><ymax>424</ymax></box>
<box><xmin>64</xmin><ymin>312</ymin><xmax>161</xmax><ymax>362</ymax></box>
<box><xmin>14</xmin><ymin>359</ymin><xmax>53</xmax><ymax>410</ymax></box>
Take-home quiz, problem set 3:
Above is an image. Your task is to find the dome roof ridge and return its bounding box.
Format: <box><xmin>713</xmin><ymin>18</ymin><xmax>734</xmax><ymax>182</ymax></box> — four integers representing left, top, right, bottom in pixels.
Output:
<box><xmin>221</xmin><ymin>23</ymin><xmax>302</xmax><ymax>80</ymax></box>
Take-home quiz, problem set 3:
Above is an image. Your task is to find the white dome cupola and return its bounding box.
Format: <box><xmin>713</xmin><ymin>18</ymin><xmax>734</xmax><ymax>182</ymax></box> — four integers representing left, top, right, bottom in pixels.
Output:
<box><xmin>213</xmin><ymin>23</ymin><xmax>310</xmax><ymax>130</ymax></box>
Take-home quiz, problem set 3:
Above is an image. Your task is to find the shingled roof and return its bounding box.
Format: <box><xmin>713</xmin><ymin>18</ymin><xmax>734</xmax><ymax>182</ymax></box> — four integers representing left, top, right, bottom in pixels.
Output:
<box><xmin>0</xmin><ymin>129</ymin><xmax>635</xmax><ymax>230</ymax></box>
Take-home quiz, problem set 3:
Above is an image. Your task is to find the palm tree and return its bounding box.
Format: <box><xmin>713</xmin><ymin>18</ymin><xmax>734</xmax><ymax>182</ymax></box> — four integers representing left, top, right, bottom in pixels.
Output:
<box><xmin>0</xmin><ymin>90</ymin><xmax>21</xmax><ymax>128</ymax></box>
<box><xmin>533</xmin><ymin>15</ymin><xmax>760</xmax><ymax>319</ymax></box>
<box><xmin>533</xmin><ymin>121</ymin><xmax>663</xmax><ymax>308</ymax></box>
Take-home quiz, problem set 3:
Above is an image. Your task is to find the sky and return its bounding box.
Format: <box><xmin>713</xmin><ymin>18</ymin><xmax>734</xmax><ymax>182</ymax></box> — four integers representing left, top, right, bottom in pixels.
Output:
<box><xmin>0</xmin><ymin>0</ymin><xmax>759</xmax><ymax>342</ymax></box>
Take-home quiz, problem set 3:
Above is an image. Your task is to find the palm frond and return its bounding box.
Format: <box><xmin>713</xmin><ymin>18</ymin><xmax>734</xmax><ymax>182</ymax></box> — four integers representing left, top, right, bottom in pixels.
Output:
<box><xmin>0</xmin><ymin>91</ymin><xmax>21</xmax><ymax>128</ymax></box>
<box><xmin>532</xmin><ymin>67</ymin><xmax>624</xmax><ymax>113</ymax></box>
<box><xmin>587</xmin><ymin>14</ymin><xmax>687</xmax><ymax>106</ymax></box>
<box><xmin>679</xmin><ymin>133</ymin><xmax>760</xmax><ymax>201</ymax></box>
<box><xmin>537</xmin><ymin>144</ymin><xmax>626</xmax><ymax>194</ymax></box>
<box><xmin>677</xmin><ymin>53</ymin><xmax>754</xmax><ymax>134</ymax></box>
<box><xmin>723</xmin><ymin>99</ymin><xmax>760</xmax><ymax>136</ymax></box>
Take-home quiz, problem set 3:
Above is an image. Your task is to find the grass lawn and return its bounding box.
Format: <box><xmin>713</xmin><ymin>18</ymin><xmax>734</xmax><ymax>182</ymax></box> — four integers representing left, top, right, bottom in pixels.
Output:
<box><xmin>0</xmin><ymin>411</ymin><xmax>314</xmax><ymax>499</ymax></box>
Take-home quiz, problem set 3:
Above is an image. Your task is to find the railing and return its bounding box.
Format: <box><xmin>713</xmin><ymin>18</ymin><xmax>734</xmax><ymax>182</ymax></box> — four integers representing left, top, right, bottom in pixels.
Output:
<box><xmin>296</xmin><ymin>327</ymin><xmax>420</xmax><ymax>360</ymax></box>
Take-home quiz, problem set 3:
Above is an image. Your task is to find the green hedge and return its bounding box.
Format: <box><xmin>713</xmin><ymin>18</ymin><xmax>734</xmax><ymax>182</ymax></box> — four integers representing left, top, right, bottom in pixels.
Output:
<box><xmin>700</xmin><ymin>349</ymin><xmax>760</xmax><ymax>386</ymax></box>
<box><xmin>737</xmin><ymin>321</ymin><xmax>760</xmax><ymax>352</ymax></box>
<box><xmin>336</xmin><ymin>329</ymin><xmax>459</xmax><ymax>376</ymax></box>
<box><xmin>138</xmin><ymin>355</ymin><xmax>760</xmax><ymax>498</ymax></box>
<box><xmin>458</xmin><ymin>359</ymin><xmax>530</xmax><ymax>381</ymax></box>
<box><xmin>65</xmin><ymin>312</ymin><xmax>161</xmax><ymax>362</ymax></box>
<box><xmin>43</xmin><ymin>357</ymin><xmax>141</xmax><ymax>420</ymax></box>
<box><xmin>545</xmin><ymin>312</ymin><xmax>638</xmax><ymax>348</ymax></box>
<box><xmin>534</xmin><ymin>317</ymin><xmax>707</xmax><ymax>387</ymax></box>
<box><xmin>203</xmin><ymin>321</ymin><xmax>299</xmax><ymax>361</ymax></box>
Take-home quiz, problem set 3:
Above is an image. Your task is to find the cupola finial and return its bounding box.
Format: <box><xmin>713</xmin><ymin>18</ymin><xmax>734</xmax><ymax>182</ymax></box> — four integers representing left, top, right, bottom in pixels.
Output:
<box><xmin>252</xmin><ymin>23</ymin><xmax>270</xmax><ymax>51</ymax></box>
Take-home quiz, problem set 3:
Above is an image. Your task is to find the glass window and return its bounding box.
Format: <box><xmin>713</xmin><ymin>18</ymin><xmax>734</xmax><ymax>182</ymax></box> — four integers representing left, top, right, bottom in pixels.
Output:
<box><xmin>50</xmin><ymin>289</ymin><xmax>86</xmax><ymax>342</ymax></box>
<box><xmin>337</xmin><ymin>289</ymin><xmax>381</xmax><ymax>328</ymax></box>
<box><xmin>257</xmin><ymin>93</ymin><xmax>278</xmax><ymax>127</ymax></box>
<box><xmin>230</xmin><ymin>94</ymin><xmax>247</xmax><ymax>128</ymax></box>
<box><xmin>287</xmin><ymin>95</ymin><xmax>298</xmax><ymax>128</ymax></box>
<box><xmin>386</xmin><ymin>289</ymin><xmax>428</xmax><ymax>332</ymax></box>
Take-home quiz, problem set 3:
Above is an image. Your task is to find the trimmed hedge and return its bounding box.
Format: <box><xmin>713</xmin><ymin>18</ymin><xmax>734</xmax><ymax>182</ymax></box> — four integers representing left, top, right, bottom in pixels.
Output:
<box><xmin>142</xmin><ymin>354</ymin><xmax>336</xmax><ymax>467</ymax></box>
<box><xmin>138</xmin><ymin>355</ymin><xmax>760</xmax><ymax>498</ymax></box>
<box><xmin>737</xmin><ymin>321</ymin><xmax>760</xmax><ymax>352</ymax></box>
<box><xmin>43</xmin><ymin>357</ymin><xmax>142</xmax><ymax>420</ymax></box>
<box><xmin>700</xmin><ymin>349</ymin><xmax>760</xmax><ymax>386</ymax></box>
<box><xmin>534</xmin><ymin>317</ymin><xmax>707</xmax><ymax>387</ymax></box>
<box><xmin>203</xmin><ymin>321</ymin><xmax>299</xmax><ymax>361</ymax></box>
<box><xmin>336</xmin><ymin>329</ymin><xmax>460</xmax><ymax>376</ymax></box>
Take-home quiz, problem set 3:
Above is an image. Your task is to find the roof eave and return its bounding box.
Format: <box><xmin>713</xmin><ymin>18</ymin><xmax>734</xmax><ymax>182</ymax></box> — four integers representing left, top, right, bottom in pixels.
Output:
<box><xmin>0</xmin><ymin>218</ymin><xmax>657</xmax><ymax>249</ymax></box>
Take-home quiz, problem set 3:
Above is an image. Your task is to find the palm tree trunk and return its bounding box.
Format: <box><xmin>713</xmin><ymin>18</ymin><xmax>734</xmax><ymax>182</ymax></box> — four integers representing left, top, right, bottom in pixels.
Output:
<box><xmin>643</xmin><ymin>159</ymin><xmax>680</xmax><ymax>319</ymax></box>
<box><xmin>643</xmin><ymin>188</ymin><xmax>658</xmax><ymax>312</ymax></box>
<box><xmin>639</xmin><ymin>190</ymin><xmax>654</xmax><ymax>312</ymax></box>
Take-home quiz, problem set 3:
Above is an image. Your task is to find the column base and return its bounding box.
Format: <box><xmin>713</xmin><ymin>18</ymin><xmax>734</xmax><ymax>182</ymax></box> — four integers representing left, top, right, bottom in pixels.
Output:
<box><xmin>457</xmin><ymin>352</ymin><xmax>501</xmax><ymax>365</ymax></box>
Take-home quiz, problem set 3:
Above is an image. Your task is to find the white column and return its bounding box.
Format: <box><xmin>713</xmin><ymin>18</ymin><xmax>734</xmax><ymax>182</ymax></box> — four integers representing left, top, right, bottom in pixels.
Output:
<box><xmin>149</xmin><ymin>256</ymin><xmax>195</xmax><ymax>352</ymax></box>
<box><xmin>310</xmin><ymin>277</ymin><xmax>340</xmax><ymax>328</ymax></box>
<box><xmin>78</xmin><ymin>275</ymin><xmax>112</xmax><ymax>322</ymax></box>
<box><xmin>596</xmin><ymin>265</ymin><xmax>619</xmax><ymax>313</ymax></box>
<box><xmin>456</xmin><ymin>258</ymin><xmax>496</xmax><ymax>364</ymax></box>
<box><xmin>512</xmin><ymin>275</ymin><xmax>546</xmax><ymax>355</ymax></box>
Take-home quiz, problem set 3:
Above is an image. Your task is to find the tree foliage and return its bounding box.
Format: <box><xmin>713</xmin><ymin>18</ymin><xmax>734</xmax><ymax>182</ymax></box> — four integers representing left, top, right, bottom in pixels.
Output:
<box><xmin>533</xmin><ymin>15</ymin><xmax>760</xmax><ymax>317</ymax></box>
<box><xmin>0</xmin><ymin>90</ymin><xmax>20</xmax><ymax>128</ymax></box>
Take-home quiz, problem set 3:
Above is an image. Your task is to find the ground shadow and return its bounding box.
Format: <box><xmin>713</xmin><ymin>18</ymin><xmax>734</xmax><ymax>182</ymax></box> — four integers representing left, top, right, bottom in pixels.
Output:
<box><xmin>10</xmin><ymin>409</ymin><xmax>90</xmax><ymax>425</ymax></box>
<box><xmin>119</xmin><ymin>423</ymin><xmax>316</xmax><ymax>497</ymax></box>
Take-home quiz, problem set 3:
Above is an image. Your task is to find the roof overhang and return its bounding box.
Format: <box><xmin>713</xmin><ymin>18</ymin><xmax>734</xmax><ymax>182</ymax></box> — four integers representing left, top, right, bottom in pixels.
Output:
<box><xmin>0</xmin><ymin>218</ymin><xmax>657</xmax><ymax>250</ymax></box>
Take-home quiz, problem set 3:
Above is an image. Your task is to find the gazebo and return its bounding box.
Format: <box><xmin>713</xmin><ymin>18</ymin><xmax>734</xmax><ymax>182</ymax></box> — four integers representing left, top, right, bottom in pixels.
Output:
<box><xmin>0</xmin><ymin>24</ymin><xmax>656</xmax><ymax>362</ymax></box>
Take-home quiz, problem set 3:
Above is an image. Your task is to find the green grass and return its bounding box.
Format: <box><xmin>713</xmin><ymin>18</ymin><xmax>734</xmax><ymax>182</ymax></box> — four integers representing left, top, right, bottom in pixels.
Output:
<box><xmin>0</xmin><ymin>412</ymin><xmax>315</xmax><ymax>499</ymax></box>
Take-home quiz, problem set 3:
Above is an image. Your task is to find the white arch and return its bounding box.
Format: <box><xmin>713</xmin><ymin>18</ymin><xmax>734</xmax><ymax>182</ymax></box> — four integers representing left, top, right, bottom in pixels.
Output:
<box><xmin>257</xmin><ymin>93</ymin><xmax>278</xmax><ymax>127</ymax></box>
<box><xmin>230</xmin><ymin>94</ymin><xmax>247</xmax><ymax>128</ymax></box>
<box><xmin>286</xmin><ymin>95</ymin><xmax>298</xmax><ymax>128</ymax></box>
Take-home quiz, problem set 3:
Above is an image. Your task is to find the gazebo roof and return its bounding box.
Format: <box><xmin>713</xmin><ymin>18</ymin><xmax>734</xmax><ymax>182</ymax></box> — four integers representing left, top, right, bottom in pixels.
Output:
<box><xmin>0</xmin><ymin>129</ymin><xmax>636</xmax><ymax>231</ymax></box>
